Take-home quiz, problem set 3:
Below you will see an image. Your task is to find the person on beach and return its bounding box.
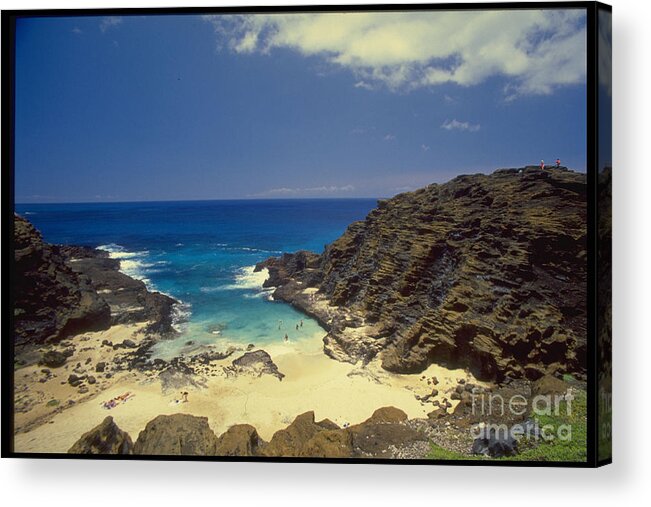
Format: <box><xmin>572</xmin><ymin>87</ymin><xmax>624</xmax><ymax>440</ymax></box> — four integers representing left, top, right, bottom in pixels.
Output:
<box><xmin>296</xmin><ymin>324</ymin><xmax>299</xmax><ymax>331</ymax></box>
<box><xmin>540</xmin><ymin>159</ymin><xmax>545</xmax><ymax>170</ymax></box>
<box><xmin>278</xmin><ymin>319</ymin><xmax>283</xmax><ymax>330</ymax></box>
<box><xmin>300</xmin><ymin>319</ymin><xmax>303</xmax><ymax>328</ymax></box>
<box><xmin>182</xmin><ymin>391</ymin><xmax>189</xmax><ymax>403</ymax></box>
<box><xmin>284</xmin><ymin>333</ymin><xmax>289</xmax><ymax>342</ymax></box>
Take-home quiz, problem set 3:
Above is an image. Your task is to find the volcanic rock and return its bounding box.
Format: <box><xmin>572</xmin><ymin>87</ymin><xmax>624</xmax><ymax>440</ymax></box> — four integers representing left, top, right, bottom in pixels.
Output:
<box><xmin>230</xmin><ymin>350</ymin><xmax>285</xmax><ymax>381</ymax></box>
<box><xmin>257</xmin><ymin>167</ymin><xmax>587</xmax><ymax>381</ymax></box>
<box><xmin>133</xmin><ymin>414</ymin><xmax>218</xmax><ymax>456</ymax></box>
<box><xmin>13</xmin><ymin>215</ymin><xmax>111</xmax><ymax>355</ymax></box>
<box><xmin>68</xmin><ymin>416</ymin><xmax>133</xmax><ymax>454</ymax></box>
<box><xmin>214</xmin><ymin>424</ymin><xmax>263</xmax><ymax>456</ymax></box>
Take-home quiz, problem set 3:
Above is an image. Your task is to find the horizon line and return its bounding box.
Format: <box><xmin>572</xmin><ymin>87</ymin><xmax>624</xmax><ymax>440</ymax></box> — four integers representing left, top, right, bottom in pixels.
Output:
<box><xmin>14</xmin><ymin>195</ymin><xmax>387</xmax><ymax>206</ymax></box>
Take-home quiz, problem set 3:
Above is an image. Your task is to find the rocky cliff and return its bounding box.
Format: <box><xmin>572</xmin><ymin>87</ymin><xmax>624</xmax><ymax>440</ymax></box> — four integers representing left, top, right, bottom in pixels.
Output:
<box><xmin>13</xmin><ymin>214</ymin><xmax>177</xmax><ymax>362</ymax></box>
<box><xmin>13</xmin><ymin>215</ymin><xmax>112</xmax><ymax>353</ymax></box>
<box><xmin>257</xmin><ymin>167</ymin><xmax>587</xmax><ymax>381</ymax></box>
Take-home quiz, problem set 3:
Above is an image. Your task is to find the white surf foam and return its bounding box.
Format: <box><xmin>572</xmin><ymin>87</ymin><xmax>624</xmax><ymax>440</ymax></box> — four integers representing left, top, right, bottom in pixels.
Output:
<box><xmin>224</xmin><ymin>266</ymin><xmax>270</xmax><ymax>290</ymax></box>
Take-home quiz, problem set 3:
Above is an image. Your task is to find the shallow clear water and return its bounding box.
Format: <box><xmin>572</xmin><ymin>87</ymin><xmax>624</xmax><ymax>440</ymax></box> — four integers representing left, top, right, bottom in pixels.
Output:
<box><xmin>16</xmin><ymin>199</ymin><xmax>376</xmax><ymax>358</ymax></box>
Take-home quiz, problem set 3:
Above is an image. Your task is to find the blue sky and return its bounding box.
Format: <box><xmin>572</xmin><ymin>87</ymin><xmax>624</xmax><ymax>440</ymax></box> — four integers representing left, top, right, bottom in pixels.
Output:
<box><xmin>14</xmin><ymin>10</ymin><xmax>587</xmax><ymax>203</ymax></box>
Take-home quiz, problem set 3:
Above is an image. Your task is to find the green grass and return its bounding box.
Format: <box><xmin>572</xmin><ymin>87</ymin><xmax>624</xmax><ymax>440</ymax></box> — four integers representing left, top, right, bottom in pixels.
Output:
<box><xmin>427</xmin><ymin>390</ymin><xmax>587</xmax><ymax>462</ymax></box>
<box><xmin>46</xmin><ymin>399</ymin><xmax>60</xmax><ymax>407</ymax></box>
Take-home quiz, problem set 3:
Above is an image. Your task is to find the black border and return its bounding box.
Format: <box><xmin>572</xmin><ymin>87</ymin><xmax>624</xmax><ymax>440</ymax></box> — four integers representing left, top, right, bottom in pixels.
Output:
<box><xmin>1</xmin><ymin>1</ymin><xmax>610</xmax><ymax>467</ymax></box>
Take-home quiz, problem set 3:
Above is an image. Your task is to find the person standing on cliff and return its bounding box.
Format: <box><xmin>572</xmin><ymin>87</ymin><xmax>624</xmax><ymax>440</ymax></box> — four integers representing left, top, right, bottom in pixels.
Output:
<box><xmin>540</xmin><ymin>159</ymin><xmax>545</xmax><ymax>170</ymax></box>
<box><xmin>556</xmin><ymin>158</ymin><xmax>561</xmax><ymax>167</ymax></box>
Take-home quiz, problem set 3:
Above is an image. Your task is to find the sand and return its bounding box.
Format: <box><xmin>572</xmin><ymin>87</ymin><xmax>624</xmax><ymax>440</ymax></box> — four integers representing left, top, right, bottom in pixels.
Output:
<box><xmin>13</xmin><ymin>322</ymin><xmax>481</xmax><ymax>454</ymax></box>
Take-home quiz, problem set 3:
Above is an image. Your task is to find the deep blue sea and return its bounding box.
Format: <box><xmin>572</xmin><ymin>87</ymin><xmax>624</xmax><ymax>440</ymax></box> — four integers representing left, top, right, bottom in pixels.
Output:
<box><xmin>16</xmin><ymin>199</ymin><xmax>376</xmax><ymax>358</ymax></box>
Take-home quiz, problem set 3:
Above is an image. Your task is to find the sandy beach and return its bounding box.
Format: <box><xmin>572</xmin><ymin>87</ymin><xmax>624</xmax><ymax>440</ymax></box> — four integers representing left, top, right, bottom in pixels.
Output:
<box><xmin>14</xmin><ymin>320</ymin><xmax>479</xmax><ymax>454</ymax></box>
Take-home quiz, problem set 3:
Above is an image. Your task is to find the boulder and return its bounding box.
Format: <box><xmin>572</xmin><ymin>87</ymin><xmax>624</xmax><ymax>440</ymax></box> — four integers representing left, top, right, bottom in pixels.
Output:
<box><xmin>471</xmin><ymin>426</ymin><xmax>518</xmax><ymax>458</ymax></box>
<box><xmin>349</xmin><ymin>420</ymin><xmax>428</xmax><ymax>458</ymax></box>
<box><xmin>301</xmin><ymin>429</ymin><xmax>353</xmax><ymax>458</ymax></box>
<box><xmin>364</xmin><ymin>406</ymin><xmax>408</xmax><ymax>424</ymax></box>
<box><xmin>68</xmin><ymin>416</ymin><xmax>133</xmax><ymax>454</ymax></box>
<box><xmin>231</xmin><ymin>350</ymin><xmax>285</xmax><ymax>381</ymax></box>
<box><xmin>262</xmin><ymin>411</ymin><xmax>330</xmax><ymax>457</ymax></box>
<box><xmin>214</xmin><ymin>424</ymin><xmax>262</xmax><ymax>456</ymax></box>
<box><xmin>531</xmin><ymin>375</ymin><xmax>569</xmax><ymax>398</ymax></box>
<box><xmin>40</xmin><ymin>350</ymin><xmax>67</xmax><ymax>368</ymax></box>
<box><xmin>133</xmin><ymin>414</ymin><xmax>218</xmax><ymax>456</ymax></box>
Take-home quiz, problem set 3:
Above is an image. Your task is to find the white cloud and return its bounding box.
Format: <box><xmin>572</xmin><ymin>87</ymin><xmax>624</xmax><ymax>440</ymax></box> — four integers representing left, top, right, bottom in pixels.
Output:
<box><xmin>203</xmin><ymin>10</ymin><xmax>586</xmax><ymax>97</ymax></box>
<box><xmin>252</xmin><ymin>184</ymin><xmax>355</xmax><ymax>197</ymax></box>
<box><xmin>72</xmin><ymin>27</ymin><xmax>83</xmax><ymax>35</ymax></box>
<box><xmin>441</xmin><ymin>119</ymin><xmax>480</xmax><ymax>132</ymax></box>
<box><xmin>100</xmin><ymin>16</ymin><xmax>123</xmax><ymax>33</ymax></box>
<box><xmin>384</xmin><ymin>134</ymin><xmax>396</xmax><ymax>141</ymax></box>
<box><xmin>421</xmin><ymin>144</ymin><xmax>431</xmax><ymax>151</ymax></box>
<box><xmin>354</xmin><ymin>80</ymin><xmax>374</xmax><ymax>90</ymax></box>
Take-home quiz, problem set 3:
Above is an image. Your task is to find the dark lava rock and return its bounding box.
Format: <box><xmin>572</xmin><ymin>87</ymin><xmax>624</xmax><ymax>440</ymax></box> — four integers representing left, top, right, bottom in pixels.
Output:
<box><xmin>40</xmin><ymin>350</ymin><xmax>67</xmax><ymax>368</ymax></box>
<box><xmin>60</xmin><ymin>244</ymin><xmax>179</xmax><ymax>336</ymax></box>
<box><xmin>95</xmin><ymin>362</ymin><xmax>106</xmax><ymax>373</ymax></box>
<box><xmin>348</xmin><ymin>416</ymin><xmax>428</xmax><ymax>458</ymax></box>
<box><xmin>133</xmin><ymin>414</ymin><xmax>218</xmax><ymax>456</ymax></box>
<box><xmin>257</xmin><ymin>167</ymin><xmax>587</xmax><ymax>382</ymax></box>
<box><xmin>13</xmin><ymin>215</ymin><xmax>111</xmax><ymax>357</ymax></box>
<box><xmin>13</xmin><ymin>215</ymin><xmax>180</xmax><ymax>365</ymax></box>
<box><xmin>158</xmin><ymin>360</ymin><xmax>202</xmax><ymax>394</ymax></box>
<box><xmin>68</xmin><ymin>416</ymin><xmax>133</xmax><ymax>454</ymax></box>
<box><xmin>471</xmin><ymin>426</ymin><xmax>518</xmax><ymax>458</ymax></box>
<box><xmin>231</xmin><ymin>350</ymin><xmax>285</xmax><ymax>381</ymax></box>
<box><xmin>67</xmin><ymin>374</ymin><xmax>84</xmax><ymax>387</ymax></box>
<box><xmin>122</xmin><ymin>339</ymin><xmax>137</xmax><ymax>349</ymax></box>
<box><xmin>87</xmin><ymin>375</ymin><xmax>97</xmax><ymax>385</ymax></box>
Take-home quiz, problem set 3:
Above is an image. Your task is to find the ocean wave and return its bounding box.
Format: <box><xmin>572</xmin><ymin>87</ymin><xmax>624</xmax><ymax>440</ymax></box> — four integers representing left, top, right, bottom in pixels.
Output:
<box><xmin>199</xmin><ymin>286</ymin><xmax>224</xmax><ymax>294</ymax></box>
<box><xmin>97</xmin><ymin>243</ymin><xmax>155</xmax><ymax>289</ymax></box>
<box><xmin>171</xmin><ymin>301</ymin><xmax>192</xmax><ymax>333</ymax></box>
<box><xmin>212</xmin><ymin>243</ymin><xmax>283</xmax><ymax>254</ymax></box>
<box><xmin>224</xmin><ymin>266</ymin><xmax>270</xmax><ymax>290</ymax></box>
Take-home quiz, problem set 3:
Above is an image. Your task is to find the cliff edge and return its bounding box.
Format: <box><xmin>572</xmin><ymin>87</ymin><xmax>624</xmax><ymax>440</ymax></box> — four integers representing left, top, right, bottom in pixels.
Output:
<box><xmin>257</xmin><ymin>167</ymin><xmax>587</xmax><ymax>381</ymax></box>
<box><xmin>13</xmin><ymin>214</ymin><xmax>177</xmax><ymax>362</ymax></box>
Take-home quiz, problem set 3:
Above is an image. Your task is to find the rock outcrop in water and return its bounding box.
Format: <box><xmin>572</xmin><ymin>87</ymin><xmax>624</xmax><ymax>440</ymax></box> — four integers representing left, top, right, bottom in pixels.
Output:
<box><xmin>257</xmin><ymin>167</ymin><xmax>587</xmax><ymax>381</ymax></box>
<box><xmin>13</xmin><ymin>214</ymin><xmax>178</xmax><ymax>362</ymax></box>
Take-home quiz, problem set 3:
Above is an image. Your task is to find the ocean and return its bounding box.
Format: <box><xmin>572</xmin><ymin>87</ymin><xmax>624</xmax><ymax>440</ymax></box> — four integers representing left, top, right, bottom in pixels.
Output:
<box><xmin>15</xmin><ymin>199</ymin><xmax>377</xmax><ymax>359</ymax></box>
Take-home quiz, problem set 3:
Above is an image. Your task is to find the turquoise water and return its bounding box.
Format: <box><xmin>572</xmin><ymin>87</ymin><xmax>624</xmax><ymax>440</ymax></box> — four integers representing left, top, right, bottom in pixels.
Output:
<box><xmin>16</xmin><ymin>199</ymin><xmax>376</xmax><ymax>358</ymax></box>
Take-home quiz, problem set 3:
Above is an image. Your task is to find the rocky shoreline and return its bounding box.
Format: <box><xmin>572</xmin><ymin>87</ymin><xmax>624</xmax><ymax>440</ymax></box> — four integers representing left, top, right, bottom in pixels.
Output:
<box><xmin>256</xmin><ymin>167</ymin><xmax>587</xmax><ymax>382</ymax></box>
<box><xmin>13</xmin><ymin>214</ymin><xmax>178</xmax><ymax>367</ymax></box>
